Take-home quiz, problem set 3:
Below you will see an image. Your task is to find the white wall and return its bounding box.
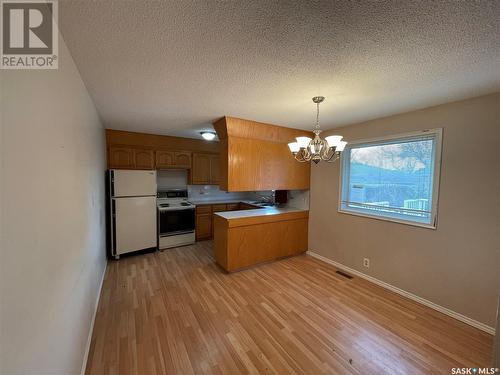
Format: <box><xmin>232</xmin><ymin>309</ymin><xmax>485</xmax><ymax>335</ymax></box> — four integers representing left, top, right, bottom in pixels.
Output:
<box><xmin>0</xmin><ymin>33</ymin><xmax>107</xmax><ymax>374</ymax></box>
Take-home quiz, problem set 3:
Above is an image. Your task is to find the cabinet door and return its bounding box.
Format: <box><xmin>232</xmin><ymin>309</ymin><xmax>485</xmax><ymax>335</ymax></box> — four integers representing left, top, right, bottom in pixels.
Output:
<box><xmin>212</xmin><ymin>204</ymin><xmax>227</xmax><ymax>212</ymax></box>
<box><xmin>196</xmin><ymin>214</ymin><xmax>212</xmax><ymax>240</ymax></box>
<box><xmin>210</xmin><ymin>154</ymin><xmax>220</xmax><ymax>185</ymax></box>
<box><xmin>108</xmin><ymin>147</ymin><xmax>134</xmax><ymax>169</ymax></box>
<box><xmin>227</xmin><ymin>203</ymin><xmax>239</xmax><ymax>211</ymax></box>
<box><xmin>196</xmin><ymin>205</ymin><xmax>212</xmax><ymax>214</ymax></box>
<box><xmin>174</xmin><ymin>152</ymin><xmax>192</xmax><ymax>168</ymax></box>
<box><xmin>192</xmin><ymin>153</ymin><xmax>211</xmax><ymax>184</ymax></box>
<box><xmin>134</xmin><ymin>149</ymin><xmax>155</xmax><ymax>170</ymax></box>
<box><xmin>156</xmin><ymin>150</ymin><xmax>174</xmax><ymax>168</ymax></box>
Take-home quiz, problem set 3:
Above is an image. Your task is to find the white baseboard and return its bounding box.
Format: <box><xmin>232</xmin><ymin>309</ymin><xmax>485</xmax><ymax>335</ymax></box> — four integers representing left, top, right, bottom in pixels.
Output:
<box><xmin>80</xmin><ymin>261</ymin><xmax>108</xmax><ymax>375</ymax></box>
<box><xmin>306</xmin><ymin>251</ymin><xmax>495</xmax><ymax>335</ymax></box>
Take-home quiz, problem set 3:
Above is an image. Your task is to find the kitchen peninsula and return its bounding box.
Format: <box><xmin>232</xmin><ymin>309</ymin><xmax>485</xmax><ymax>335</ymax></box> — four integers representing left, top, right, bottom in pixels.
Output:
<box><xmin>213</xmin><ymin>206</ymin><xmax>309</xmax><ymax>272</ymax></box>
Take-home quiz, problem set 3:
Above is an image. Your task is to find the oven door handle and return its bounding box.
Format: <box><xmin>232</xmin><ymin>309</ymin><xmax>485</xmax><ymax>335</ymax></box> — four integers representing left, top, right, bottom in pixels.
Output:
<box><xmin>160</xmin><ymin>230</ymin><xmax>195</xmax><ymax>237</ymax></box>
<box><xmin>158</xmin><ymin>207</ymin><xmax>195</xmax><ymax>212</ymax></box>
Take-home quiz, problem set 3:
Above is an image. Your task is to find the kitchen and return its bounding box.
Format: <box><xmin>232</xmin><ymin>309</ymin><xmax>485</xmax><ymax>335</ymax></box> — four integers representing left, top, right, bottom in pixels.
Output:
<box><xmin>2</xmin><ymin>2</ymin><xmax>498</xmax><ymax>374</ymax></box>
<box><xmin>107</xmin><ymin>117</ymin><xmax>311</xmax><ymax>271</ymax></box>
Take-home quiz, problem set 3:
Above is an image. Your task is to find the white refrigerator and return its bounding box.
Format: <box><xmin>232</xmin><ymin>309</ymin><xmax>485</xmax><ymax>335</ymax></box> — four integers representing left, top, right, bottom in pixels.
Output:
<box><xmin>109</xmin><ymin>170</ymin><xmax>157</xmax><ymax>259</ymax></box>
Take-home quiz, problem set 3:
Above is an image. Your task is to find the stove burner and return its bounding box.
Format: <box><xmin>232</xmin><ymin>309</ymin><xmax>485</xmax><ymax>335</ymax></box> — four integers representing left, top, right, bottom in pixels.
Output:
<box><xmin>159</xmin><ymin>203</ymin><xmax>169</xmax><ymax>208</ymax></box>
<box><xmin>180</xmin><ymin>202</ymin><xmax>190</xmax><ymax>206</ymax></box>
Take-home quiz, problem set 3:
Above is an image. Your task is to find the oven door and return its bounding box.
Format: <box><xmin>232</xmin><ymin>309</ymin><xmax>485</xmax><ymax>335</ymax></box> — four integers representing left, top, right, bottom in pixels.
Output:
<box><xmin>159</xmin><ymin>207</ymin><xmax>195</xmax><ymax>236</ymax></box>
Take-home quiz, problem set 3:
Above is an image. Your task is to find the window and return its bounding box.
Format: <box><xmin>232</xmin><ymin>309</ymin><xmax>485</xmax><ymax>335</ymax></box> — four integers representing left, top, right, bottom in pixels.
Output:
<box><xmin>339</xmin><ymin>129</ymin><xmax>442</xmax><ymax>228</ymax></box>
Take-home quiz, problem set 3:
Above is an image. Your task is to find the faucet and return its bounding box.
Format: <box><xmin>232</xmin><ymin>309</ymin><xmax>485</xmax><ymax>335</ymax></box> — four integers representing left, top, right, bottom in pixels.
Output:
<box><xmin>257</xmin><ymin>193</ymin><xmax>275</xmax><ymax>204</ymax></box>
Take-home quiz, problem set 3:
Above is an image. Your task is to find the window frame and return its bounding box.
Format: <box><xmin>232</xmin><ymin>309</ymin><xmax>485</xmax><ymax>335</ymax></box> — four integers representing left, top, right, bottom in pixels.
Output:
<box><xmin>338</xmin><ymin>128</ymin><xmax>443</xmax><ymax>229</ymax></box>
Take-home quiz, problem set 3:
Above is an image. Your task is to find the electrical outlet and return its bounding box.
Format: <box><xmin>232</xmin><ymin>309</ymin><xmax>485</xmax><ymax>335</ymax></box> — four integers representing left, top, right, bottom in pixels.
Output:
<box><xmin>363</xmin><ymin>258</ymin><xmax>370</xmax><ymax>268</ymax></box>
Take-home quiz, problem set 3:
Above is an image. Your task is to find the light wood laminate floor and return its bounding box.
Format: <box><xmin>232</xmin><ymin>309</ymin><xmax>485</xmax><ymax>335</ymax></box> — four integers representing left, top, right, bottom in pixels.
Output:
<box><xmin>85</xmin><ymin>241</ymin><xmax>492</xmax><ymax>375</ymax></box>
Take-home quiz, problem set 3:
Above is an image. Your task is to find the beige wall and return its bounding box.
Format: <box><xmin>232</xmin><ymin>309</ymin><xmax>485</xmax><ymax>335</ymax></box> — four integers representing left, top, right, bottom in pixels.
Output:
<box><xmin>0</xmin><ymin>34</ymin><xmax>107</xmax><ymax>374</ymax></box>
<box><xmin>309</xmin><ymin>93</ymin><xmax>500</xmax><ymax>328</ymax></box>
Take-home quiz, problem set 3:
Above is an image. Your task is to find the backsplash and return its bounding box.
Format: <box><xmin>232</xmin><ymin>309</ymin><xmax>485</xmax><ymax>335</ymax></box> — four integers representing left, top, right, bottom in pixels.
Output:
<box><xmin>187</xmin><ymin>185</ymin><xmax>309</xmax><ymax>209</ymax></box>
<box><xmin>187</xmin><ymin>185</ymin><xmax>269</xmax><ymax>201</ymax></box>
<box><xmin>157</xmin><ymin>170</ymin><xmax>310</xmax><ymax>209</ymax></box>
<box><xmin>287</xmin><ymin>189</ymin><xmax>310</xmax><ymax>209</ymax></box>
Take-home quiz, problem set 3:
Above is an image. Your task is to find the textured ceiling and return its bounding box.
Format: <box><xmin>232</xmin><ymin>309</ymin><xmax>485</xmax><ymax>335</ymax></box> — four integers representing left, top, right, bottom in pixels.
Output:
<box><xmin>59</xmin><ymin>1</ymin><xmax>499</xmax><ymax>139</ymax></box>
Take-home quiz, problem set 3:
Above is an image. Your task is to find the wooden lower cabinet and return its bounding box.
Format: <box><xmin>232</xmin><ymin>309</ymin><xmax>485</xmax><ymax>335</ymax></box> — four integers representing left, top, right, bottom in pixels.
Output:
<box><xmin>213</xmin><ymin>211</ymin><xmax>309</xmax><ymax>272</ymax></box>
<box><xmin>226</xmin><ymin>203</ymin><xmax>239</xmax><ymax>211</ymax></box>
<box><xmin>212</xmin><ymin>204</ymin><xmax>227</xmax><ymax>212</ymax></box>
<box><xmin>195</xmin><ymin>214</ymin><xmax>212</xmax><ymax>241</ymax></box>
<box><xmin>195</xmin><ymin>202</ymin><xmax>261</xmax><ymax>241</ymax></box>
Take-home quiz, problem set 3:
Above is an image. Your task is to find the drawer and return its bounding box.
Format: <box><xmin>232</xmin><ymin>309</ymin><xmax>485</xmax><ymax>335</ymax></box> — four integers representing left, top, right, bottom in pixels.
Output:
<box><xmin>227</xmin><ymin>203</ymin><xmax>239</xmax><ymax>211</ymax></box>
<box><xmin>196</xmin><ymin>205</ymin><xmax>212</xmax><ymax>214</ymax></box>
<box><xmin>212</xmin><ymin>204</ymin><xmax>228</xmax><ymax>212</ymax></box>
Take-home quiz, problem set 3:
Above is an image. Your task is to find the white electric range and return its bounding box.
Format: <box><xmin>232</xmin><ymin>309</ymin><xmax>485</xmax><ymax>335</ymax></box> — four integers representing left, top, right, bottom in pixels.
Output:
<box><xmin>157</xmin><ymin>189</ymin><xmax>196</xmax><ymax>249</ymax></box>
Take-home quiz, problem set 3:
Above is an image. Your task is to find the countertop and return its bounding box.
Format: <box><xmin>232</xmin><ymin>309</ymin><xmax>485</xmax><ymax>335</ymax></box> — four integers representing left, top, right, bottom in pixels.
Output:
<box><xmin>214</xmin><ymin>206</ymin><xmax>308</xmax><ymax>220</ymax></box>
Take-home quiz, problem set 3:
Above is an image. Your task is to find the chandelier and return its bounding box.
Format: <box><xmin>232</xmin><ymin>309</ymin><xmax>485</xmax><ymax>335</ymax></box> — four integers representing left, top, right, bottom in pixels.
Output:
<box><xmin>288</xmin><ymin>96</ymin><xmax>347</xmax><ymax>164</ymax></box>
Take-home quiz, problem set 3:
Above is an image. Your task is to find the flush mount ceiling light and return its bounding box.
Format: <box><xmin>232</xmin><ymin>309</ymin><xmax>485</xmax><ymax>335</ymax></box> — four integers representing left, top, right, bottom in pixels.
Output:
<box><xmin>200</xmin><ymin>131</ymin><xmax>216</xmax><ymax>141</ymax></box>
<box><xmin>288</xmin><ymin>96</ymin><xmax>347</xmax><ymax>164</ymax></box>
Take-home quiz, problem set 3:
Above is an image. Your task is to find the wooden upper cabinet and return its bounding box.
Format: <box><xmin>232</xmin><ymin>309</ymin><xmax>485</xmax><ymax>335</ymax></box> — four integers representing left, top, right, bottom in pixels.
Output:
<box><xmin>155</xmin><ymin>150</ymin><xmax>174</xmax><ymax>168</ymax></box>
<box><xmin>106</xmin><ymin>129</ymin><xmax>219</xmax><ymax>170</ymax></box>
<box><xmin>191</xmin><ymin>153</ymin><xmax>220</xmax><ymax>185</ymax></box>
<box><xmin>191</xmin><ymin>153</ymin><xmax>212</xmax><ymax>184</ymax></box>
<box><xmin>108</xmin><ymin>147</ymin><xmax>134</xmax><ymax>169</ymax></box>
<box><xmin>156</xmin><ymin>150</ymin><xmax>192</xmax><ymax>169</ymax></box>
<box><xmin>213</xmin><ymin>117</ymin><xmax>310</xmax><ymax>191</ymax></box>
<box><xmin>174</xmin><ymin>152</ymin><xmax>192</xmax><ymax>168</ymax></box>
<box><xmin>210</xmin><ymin>154</ymin><xmax>220</xmax><ymax>185</ymax></box>
<box><xmin>108</xmin><ymin>147</ymin><xmax>155</xmax><ymax>170</ymax></box>
<box><xmin>133</xmin><ymin>149</ymin><xmax>155</xmax><ymax>169</ymax></box>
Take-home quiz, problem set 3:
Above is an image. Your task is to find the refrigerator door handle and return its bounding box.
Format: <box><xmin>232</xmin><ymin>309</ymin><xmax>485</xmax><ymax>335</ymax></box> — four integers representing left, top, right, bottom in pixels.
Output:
<box><xmin>110</xmin><ymin>170</ymin><xmax>115</xmax><ymax>197</ymax></box>
<box><xmin>111</xmin><ymin>199</ymin><xmax>117</xmax><ymax>256</ymax></box>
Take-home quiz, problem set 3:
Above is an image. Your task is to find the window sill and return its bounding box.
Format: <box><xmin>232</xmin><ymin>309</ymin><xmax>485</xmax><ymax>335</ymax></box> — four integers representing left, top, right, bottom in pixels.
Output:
<box><xmin>338</xmin><ymin>208</ymin><xmax>437</xmax><ymax>230</ymax></box>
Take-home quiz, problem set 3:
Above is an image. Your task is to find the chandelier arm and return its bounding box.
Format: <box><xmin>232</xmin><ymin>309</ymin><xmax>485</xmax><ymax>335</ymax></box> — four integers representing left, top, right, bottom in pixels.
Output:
<box><xmin>320</xmin><ymin>146</ymin><xmax>334</xmax><ymax>160</ymax></box>
<box><xmin>294</xmin><ymin>152</ymin><xmax>309</xmax><ymax>163</ymax></box>
<box><xmin>325</xmin><ymin>153</ymin><xmax>341</xmax><ymax>163</ymax></box>
<box><xmin>302</xmin><ymin>147</ymin><xmax>311</xmax><ymax>160</ymax></box>
<box><xmin>320</xmin><ymin>148</ymin><xmax>334</xmax><ymax>161</ymax></box>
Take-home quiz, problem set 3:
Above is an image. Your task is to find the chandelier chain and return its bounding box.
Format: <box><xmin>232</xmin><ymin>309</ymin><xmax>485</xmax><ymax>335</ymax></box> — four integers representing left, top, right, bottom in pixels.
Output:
<box><xmin>315</xmin><ymin>102</ymin><xmax>320</xmax><ymax>130</ymax></box>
